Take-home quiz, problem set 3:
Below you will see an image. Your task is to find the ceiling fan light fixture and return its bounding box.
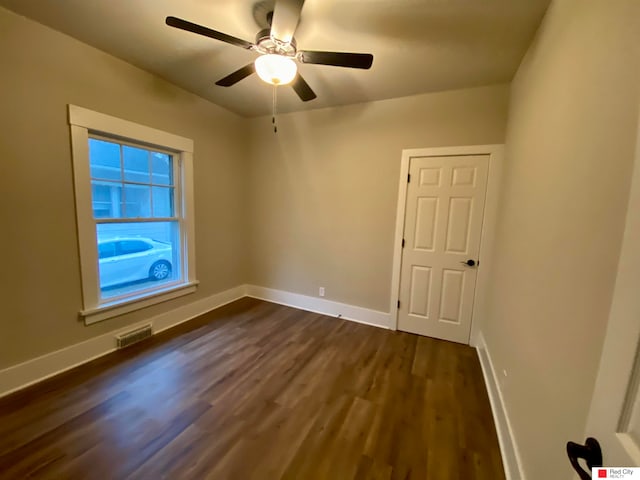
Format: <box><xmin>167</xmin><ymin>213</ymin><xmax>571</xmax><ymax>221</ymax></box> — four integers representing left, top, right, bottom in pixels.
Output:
<box><xmin>254</xmin><ymin>54</ymin><xmax>297</xmax><ymax>85</ymax></box>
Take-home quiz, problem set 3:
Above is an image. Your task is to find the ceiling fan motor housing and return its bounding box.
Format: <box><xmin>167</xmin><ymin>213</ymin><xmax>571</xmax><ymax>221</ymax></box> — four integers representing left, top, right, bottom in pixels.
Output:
<box><xmin>254</xmin><ymin>28</ymin><xmax>297</xmax><ymax>57</ymax></box>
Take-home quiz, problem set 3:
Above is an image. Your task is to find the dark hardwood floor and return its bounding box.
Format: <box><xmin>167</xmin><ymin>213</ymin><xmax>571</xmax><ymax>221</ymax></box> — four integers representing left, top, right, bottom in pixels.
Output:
<box><xmin>0</xmin><ymin>298</ymin><xmax>505</xmax><ymax>479</ymax></box>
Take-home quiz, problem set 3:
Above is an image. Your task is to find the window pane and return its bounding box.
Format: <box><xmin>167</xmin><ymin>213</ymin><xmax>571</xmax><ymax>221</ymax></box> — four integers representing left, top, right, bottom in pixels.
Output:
<box><xmin>91</xmin><ymin>181</ymin><xmax>123</xmax><ymax>218</ymax></box>
<box><xmin>123</xmin><ymin>145</ymin><xmax>150</xmax><ymax>183</ymax></box>
<box><xmin>152</xmin><ymin>152</ymin><xmax>173</xmax><ymax>185</ymax></box>
<box><xmin>152</xmin><ymin>186</ymin><xmax>174</xmax><ymax>217</ymax></box>
<box><xmin>117</xmin><ymin>240</ymin><xmax>153</xmax><ymax>255</ymax></box>
<box><xmin>96</xmin><ymin>221</ymin><xmax>181</xmax><ymax>300</ymax></box>
<box><xmin>98</xmin><ymin>242</ymin><xmax>116</xmax><ymax>259</ymax></box>
<box><xmin>89</xmin><ymin>139</ymin><xmax>121</xmax><ymax>181</ymax></box>
<box><xmin>123</xmin><ymin>185</ymin><xmax>151</xmax><ymax>218</ymax></box>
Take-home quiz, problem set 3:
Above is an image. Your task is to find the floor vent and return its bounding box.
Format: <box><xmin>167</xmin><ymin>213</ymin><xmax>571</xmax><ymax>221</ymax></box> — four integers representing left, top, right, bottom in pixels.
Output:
<box><xmin>116</xmin><ymin>324</ymin><xmax>152</xmax><ymax>349</ymax></box>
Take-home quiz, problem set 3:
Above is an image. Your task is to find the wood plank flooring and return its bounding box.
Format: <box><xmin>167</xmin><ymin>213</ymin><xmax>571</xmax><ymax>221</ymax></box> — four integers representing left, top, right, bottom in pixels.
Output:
<box><xmin>0</xmin><ymin>298</ymin><xmax>505</xmax><ymax>479</ymax></box>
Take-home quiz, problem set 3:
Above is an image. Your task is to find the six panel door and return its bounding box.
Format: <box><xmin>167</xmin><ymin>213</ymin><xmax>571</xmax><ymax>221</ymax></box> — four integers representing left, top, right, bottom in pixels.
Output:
<box><xmin>398</xmin><ymin>155</ymin><xmax>489</xmax><ymax>344</ymax></box>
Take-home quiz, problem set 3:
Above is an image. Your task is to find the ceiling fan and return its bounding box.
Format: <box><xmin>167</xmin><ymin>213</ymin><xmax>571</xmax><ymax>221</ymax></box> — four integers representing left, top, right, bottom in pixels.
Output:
<box><xmin>165</xmin><ymin>0</ymin><xmax>374</xmax><ymax>102</ymax></box>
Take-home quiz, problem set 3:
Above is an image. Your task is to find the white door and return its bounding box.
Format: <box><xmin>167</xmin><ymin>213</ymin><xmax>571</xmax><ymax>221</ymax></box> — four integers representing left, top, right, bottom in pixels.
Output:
<box><xmin>397</xmin><ymin>154</ymin><xmax>489</xmax><ymax>344</ymax></box>
<box><xmin>583</xmin><ymin>110</ymin><xmax>640</xmax><ymax>470</ymax></box>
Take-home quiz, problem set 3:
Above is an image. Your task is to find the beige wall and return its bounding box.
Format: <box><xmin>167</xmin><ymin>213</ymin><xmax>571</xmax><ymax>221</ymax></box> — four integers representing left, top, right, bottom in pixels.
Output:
<box><xmin>483</xmin><ymin>0</ymin><xmax>640</xmax><ymax>478</ymax></box>
<box><xmin>247</xmin><ymin>85</ymin><xmax>509</xmax><ymax>312</ymax></box>
<box><xmin>0</xmin><ymin>8</ymin><xmax>249</xmax><ymax>368</ymax></box>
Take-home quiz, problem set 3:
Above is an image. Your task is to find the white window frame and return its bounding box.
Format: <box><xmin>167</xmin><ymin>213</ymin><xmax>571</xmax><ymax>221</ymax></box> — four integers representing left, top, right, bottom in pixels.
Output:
<box><xmin>69</xmin><ymin>105</ymin><xmax>198</xmax><ymax>325</ymax></box>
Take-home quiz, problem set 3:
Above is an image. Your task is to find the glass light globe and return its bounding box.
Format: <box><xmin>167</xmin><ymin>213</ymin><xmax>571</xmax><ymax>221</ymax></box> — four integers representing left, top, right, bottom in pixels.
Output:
<box><xmin>254</xmin><ymin>54</ymin><xmax>297</xmax><ymax>85</ymax></box>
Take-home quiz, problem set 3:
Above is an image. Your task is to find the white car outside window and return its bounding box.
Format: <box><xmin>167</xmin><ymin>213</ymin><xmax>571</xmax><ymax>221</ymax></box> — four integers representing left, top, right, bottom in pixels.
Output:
<box><xmin>97</xmin><ymin>237</ymin><xmax>173</xmax><ymax>289</ymax></box>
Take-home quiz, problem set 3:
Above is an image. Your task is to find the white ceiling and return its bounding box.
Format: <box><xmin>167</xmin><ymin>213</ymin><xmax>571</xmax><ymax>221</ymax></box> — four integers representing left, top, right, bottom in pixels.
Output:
<box><xmin>0</xmin><ymin>0</ymin><xmax>550</xmax><ymax>117</ymax></box>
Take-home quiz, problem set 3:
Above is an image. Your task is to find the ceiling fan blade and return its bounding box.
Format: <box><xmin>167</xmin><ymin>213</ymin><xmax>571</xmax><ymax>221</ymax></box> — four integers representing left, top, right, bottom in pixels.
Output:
<box><xmin>270</xmin><ymin>0</ymin><xmax>305</xmax><ymax>44</ymax></box>
<box><xmin>299</xmin><ymin>51</ymin><xmax>374</xmax><ymax>69</ymax></box>
<box><xmin>291</xmin><ymin>73</ymin><xmax>316</xmax><ymax>102</ymax></box>
<box><xmin>215</xmin><ymin>64</ymin><xmax>256</xmax><ymax>87</ymax></box>
<box><xmin>166</xmin><ymin>16</ymin><xmax>253</xmax><ymax>49</ymax></box>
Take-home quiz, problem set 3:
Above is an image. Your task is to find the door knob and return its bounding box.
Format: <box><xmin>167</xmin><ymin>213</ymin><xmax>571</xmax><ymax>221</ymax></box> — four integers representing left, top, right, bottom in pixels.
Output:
<box><xmin>567</xmin><ymin>437</ymin><xmax>602</xmax><ymax>480</ymax></box>
<box><xmin>460</xmin><ymin>259</ymin><xmax>476</xmax><ymax>267</ymax></box>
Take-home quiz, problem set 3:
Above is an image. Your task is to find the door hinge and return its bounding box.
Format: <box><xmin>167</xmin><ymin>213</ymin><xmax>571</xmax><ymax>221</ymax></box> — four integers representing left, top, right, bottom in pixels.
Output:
<box><xmin>402</xmin><ymin>238</ymin><xmax>405</xmax><ymax>248</ymax></box>
<box><xmin>407</xmin><ymin>173</ymin><xmax>411</xmax><ymax>183</ymax></box>
<box><xmin>397</xmin><ymin>300</ymin><xmax>401</xmax><ymax>309</ymax></box>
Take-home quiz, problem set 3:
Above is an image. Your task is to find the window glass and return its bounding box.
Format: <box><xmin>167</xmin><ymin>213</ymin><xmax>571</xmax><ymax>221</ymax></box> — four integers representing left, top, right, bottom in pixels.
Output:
<box><xmin>96</xmin><ymin>221</ymin><xmax>180</xmax><ymax>300</ymax></box>
<box><xmin>117</xmin><ymin>240</ymin><xmax>152</xmax><ymax>256</ymax></box>
<box><xmin>152</xmin><ymin>152</ymin><xmax>173</xmax><ymax>185</ymax></box>
<box><xmin>89</xmin><ymin>137</ymin><xmax>181</xmax><ymax>302</ymax></box>
<box><xmin>89</xmin><ymin>140</ymin><xmax>174</xmax><ymax>221</ymax></box>
<box><xmin>98</xmin><ymin>242</ymin><xmax>116</xmax><ymax>259</ymax></box>
<box><xmin>123</xmin><ymin>184</ymin><xmax>151</xmax><ymax>218</ymax></box>
<box><xmin>123</xmin><ymin>145</ymin><xmax>150</xmax><ymax>183</ymax></box>
<box><xmin>92</xmin><ymin>181</ymin><xmax>123</xmax><ymax>218</ymax></box>
<box><xmin>89</xmin><ymin>139</ymin><xmax>121</xmax><ymax>181</ymax></box>
<box><xmin>152</xmin><ymin>186</ymin><xmax>174</xmax><ymax>217</ymax></box>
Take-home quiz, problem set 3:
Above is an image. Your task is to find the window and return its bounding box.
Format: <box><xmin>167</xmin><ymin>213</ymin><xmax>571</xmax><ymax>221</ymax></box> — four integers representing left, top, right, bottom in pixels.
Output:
<box><xmin>69</xmin><ymin>105</ymin><xmax>197</xmax><ymax>324</ymax></box>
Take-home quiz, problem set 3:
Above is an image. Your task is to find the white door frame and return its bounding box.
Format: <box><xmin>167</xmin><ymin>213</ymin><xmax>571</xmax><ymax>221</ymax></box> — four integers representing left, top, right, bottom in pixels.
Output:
<box><xmin>584</xmin><ymin>96</ymin><xmax>640</xmax><ymax>465</ymax></box>
<box><xmin>389</xmin><ymin>144</ymin><xmax>504</xmax><ymax>345</ymax></box>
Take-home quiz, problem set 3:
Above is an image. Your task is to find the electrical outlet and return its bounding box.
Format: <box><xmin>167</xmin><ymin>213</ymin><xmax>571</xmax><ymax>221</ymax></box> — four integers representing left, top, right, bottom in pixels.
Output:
<box><xmin>319</xmin><ymin>287</ymin><xmax>325</xmax><ymax>297</ymax></box>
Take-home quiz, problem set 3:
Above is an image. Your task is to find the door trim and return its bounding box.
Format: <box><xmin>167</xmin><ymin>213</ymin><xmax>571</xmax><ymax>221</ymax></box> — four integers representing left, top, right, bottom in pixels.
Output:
<box><xmin>389</xmin><ymin>144</ymin><xmax>504</xmax><ymax>345</ymax></box>
<box><xmin>584</xmin><ymin>95</ymin><xmax>640</xmax><ymax>463</ymax></box>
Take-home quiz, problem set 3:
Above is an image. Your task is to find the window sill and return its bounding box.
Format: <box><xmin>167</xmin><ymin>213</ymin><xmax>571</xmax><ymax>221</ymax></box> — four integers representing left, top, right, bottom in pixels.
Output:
<box><xmin>81</xmin><ymin>281</ymin><xmax>199</xmax><ymax>325</ymax></box>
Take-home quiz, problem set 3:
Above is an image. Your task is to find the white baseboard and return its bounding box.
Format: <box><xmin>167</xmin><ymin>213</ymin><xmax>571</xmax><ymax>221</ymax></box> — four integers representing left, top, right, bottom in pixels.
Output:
<box><xmin>0</xmin><ymin>285</ymin><xmax>246</xmax><ymax>399</ymax></box>
<box><xmin>0</xmin><ymin>284</ymin><xmax>391</xmax><ymax>399</ymax></box>
<box><xmin>476</xmin><ymin>333</ymin><xmax>525</xmax><ymax>480</ymax></box>
<box><xmin>245</xmin><ymin>285</ymin><xmax>391</xmax><ymax>329</ymax></box>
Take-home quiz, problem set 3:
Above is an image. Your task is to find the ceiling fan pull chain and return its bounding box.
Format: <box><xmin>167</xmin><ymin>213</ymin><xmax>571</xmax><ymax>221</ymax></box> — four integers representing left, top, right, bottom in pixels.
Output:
<box><xmin>272</xmin><ymin>85</ymin><xmax>278</xmax><ymax>133</ymax></box>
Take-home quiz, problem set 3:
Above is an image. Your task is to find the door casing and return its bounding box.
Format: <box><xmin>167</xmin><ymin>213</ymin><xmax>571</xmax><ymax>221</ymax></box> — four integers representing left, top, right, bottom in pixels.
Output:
<box><xmin>389</xmin><ymin>144</ymin><xmax>504</xmax><ymax>345</ymax></box>
<box><xmin>584</xmin><ymin>97</ymin><xmax>640</xmax><ymax>465</ymax></box>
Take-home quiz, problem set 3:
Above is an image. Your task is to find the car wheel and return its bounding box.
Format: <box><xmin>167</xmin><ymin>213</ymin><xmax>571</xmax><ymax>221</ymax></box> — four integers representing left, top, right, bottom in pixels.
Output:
<box><xmin>149</xmin><ymin>261</ymin><xmax>171</xmax><ymax>281</ymax></box>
